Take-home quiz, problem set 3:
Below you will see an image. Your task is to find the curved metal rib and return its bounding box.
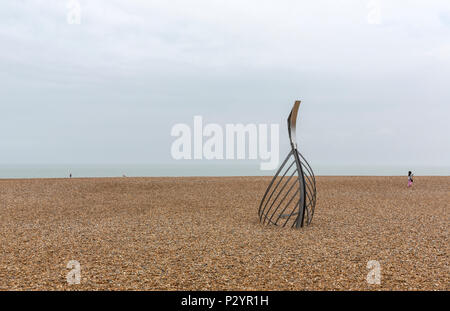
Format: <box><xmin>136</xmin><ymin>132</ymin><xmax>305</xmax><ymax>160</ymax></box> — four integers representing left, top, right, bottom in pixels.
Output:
<box><xmin>288</xmin><ymin>100</ymin><xmax>301</xmax><ymax>148</ymax></box>
<box><xmin>258</xmin><ymin>100</ymin><xmax>317</xmax><ymax>228</ymax></box>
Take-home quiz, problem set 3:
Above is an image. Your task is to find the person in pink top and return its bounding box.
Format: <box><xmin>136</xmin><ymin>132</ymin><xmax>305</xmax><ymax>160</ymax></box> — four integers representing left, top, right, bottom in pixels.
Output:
<box><xmin>407</xmin><ymin>171</ymin><xmax>414</xmax><ymax>188</ymax></box>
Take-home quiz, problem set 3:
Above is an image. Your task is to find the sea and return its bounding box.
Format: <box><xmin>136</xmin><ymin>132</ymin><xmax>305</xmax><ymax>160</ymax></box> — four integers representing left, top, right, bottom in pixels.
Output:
<box><xmin>0</xmin><ymin>163</ymin><xmax>448</xmax><ymax>179</ymax></box>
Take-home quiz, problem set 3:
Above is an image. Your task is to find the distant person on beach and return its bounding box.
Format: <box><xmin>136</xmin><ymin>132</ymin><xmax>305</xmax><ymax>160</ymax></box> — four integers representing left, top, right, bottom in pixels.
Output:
<box><xmin>408</xmin><ymin>171</ymin><xmax>414</xmax><ymax>187</ymax></box>
<box><xmin>69</xmin><ymin>173</ymin><xmax>72</xmax><ymax>178</ymax></box>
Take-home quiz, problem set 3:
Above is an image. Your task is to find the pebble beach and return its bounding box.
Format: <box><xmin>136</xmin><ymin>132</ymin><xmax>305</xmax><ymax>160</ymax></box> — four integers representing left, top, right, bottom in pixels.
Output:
<box><xmin>0</xmin><ymin>176</ymin><xmax>448</xmax><ymax>290</ymax></box>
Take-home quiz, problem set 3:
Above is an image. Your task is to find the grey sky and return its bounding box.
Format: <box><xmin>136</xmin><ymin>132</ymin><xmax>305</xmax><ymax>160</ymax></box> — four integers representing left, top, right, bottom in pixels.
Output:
<box><xmin>1</xmin><ymin>0</ymin><xmax>449</xmax><ymax>168</ymax></box>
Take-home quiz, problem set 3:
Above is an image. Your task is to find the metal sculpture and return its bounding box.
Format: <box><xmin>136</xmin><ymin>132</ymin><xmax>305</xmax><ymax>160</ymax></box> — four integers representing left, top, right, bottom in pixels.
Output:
<box><xmin>258</xmin><ymin>101</ymin><xmax>317</xmax><ymax>228</ymax></box>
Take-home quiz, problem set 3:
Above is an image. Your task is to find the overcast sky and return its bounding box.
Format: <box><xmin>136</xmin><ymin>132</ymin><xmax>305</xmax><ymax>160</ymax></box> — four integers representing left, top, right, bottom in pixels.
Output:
<box><xmin>1</xmin><ymin>0</ymin><xmax>449</xmax><ymax>168</ymax></box>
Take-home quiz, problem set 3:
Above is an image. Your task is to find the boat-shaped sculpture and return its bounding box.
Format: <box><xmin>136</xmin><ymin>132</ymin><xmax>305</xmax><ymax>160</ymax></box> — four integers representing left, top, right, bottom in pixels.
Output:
<box><xmin>258</xmin><ymin>101</ymin><xmax>317</xmax><ymax>228</ymax></box>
